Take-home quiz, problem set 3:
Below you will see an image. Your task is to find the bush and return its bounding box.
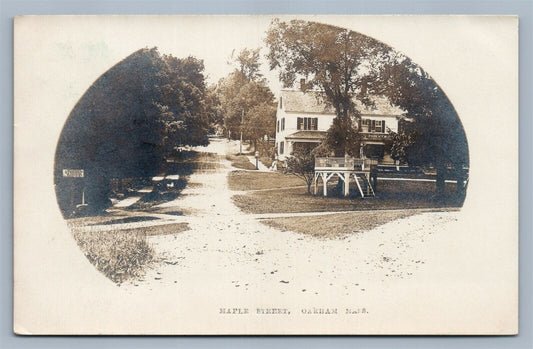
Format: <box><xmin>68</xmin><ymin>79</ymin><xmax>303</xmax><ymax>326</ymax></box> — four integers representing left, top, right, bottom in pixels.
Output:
<box><xmin>259</xmin><ymin>156</ymin><xmax>273</xmax><ymax>168</ymax></box>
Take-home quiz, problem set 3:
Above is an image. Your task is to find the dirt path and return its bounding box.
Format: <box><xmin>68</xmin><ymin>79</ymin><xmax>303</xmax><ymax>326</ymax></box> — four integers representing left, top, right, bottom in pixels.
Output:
<box><xmin>120</xmin><ymin>138</ymin><xmax>460</xmax><ymax>303</ymax></box>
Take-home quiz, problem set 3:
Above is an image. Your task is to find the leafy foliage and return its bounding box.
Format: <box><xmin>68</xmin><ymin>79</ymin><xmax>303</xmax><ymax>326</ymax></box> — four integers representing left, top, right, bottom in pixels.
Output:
<box><xmin>215</xmin><ymin>48</ymin><xmax>276</xmax><ymax>148</ymax></box>
<box><xmin>266</xmin><ymin>19</ymin><xmax>390</xmax><ymax>155</ymax></box>
<box><xmin>244</xmin><ymin>102</ymin><xmax>276</xmax><ymax>151</ymax></box>
<box><xmin>324</xmin><ymin>116</ymin><xmax>361</xmax><ymax>157</ymax></box>
<box><xmin>157</xmin><ymin>54</ymin><xmax>210</xmax><ymax>154</ymax></box>
<box><xmin>266</xmin><ymin>20</ymin><xmax>387</xmax><ymax>109</ymax></box>
<box><xmin>284</xmin><ymin>144</ymin><xmax>316</xmax><ymax>194</ymax></box>
<box><xmin>388</xmin><ymin>122</ymin><xmax>415</xmax><ymax>164</ymax></box>
<box><xmin>229</xmin><ymin>47</ymin><xmax>264</xmax><ymax>82</ymax></box>
<box><xmin>55</xmin><ymin>48</ymin><xmax>211</xmax><ymax>215</ymax></box>
<box><xmin>373</xmin><ymin>56</ymin><xmax>468</xmax><ymax>169</ymax></box>
<box><xmin>373</xmin><ymin>55</ymin><xmax>469</xmax><ymax>195</ymax></box>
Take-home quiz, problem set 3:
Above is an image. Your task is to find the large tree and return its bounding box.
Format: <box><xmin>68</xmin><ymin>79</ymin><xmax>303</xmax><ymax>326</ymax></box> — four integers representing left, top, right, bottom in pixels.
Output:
<box><xmin>373</xmin><ymin>55</ymin><xmax>469</xmax><ymax>196</ymax></box>
<box><xmin>266</xmin><ymin>19</ymin><xmax>389</xmax><ymax>156</ymax></box>
<box><xmin>54</xmin><ymin>48</ymin><xmax>211</xmax><ymax>215</ymax></box>
<box><xmin>203</xmin><ymin>84</ymin><xmax>224</xmax><ymax>134</ymax></box>
<box><xmin>216</xmin><ymin>48</ymin><xmax>276</xmax><ymax>147</ymax></box>
<box><xmin>229</xmin><ymin>47</ymin><xmax>264</xmax><ymax>82</ymax></box>
<box><xmin>243</xmin><ymin>102</ymin><xmax>276</xmax><ymax>151</ymax></box>
<box><xmin>157</xmin><ymin>54</ymin><xmax>210</xmax><ymax>155</ymax></box>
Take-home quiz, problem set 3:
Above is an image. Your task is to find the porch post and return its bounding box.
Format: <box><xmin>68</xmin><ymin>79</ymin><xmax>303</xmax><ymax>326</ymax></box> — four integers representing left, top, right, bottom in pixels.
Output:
<box><xmin>322</xmin><ymin>173</ymin><xmax>328</xmax><ymax>197</ymax></box>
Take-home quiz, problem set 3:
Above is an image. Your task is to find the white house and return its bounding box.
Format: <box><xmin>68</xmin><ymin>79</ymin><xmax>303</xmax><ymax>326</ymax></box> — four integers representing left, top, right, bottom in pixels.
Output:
<box><xmin>275</xmin><ymin>89</ymin><xmax>405</xmax><ymax>162</ymax></box>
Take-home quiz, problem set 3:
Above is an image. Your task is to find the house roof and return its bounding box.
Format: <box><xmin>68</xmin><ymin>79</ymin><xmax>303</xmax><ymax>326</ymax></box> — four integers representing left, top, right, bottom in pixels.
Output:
<box><xmin>280</xmin><ymin>89</ymin><xmax>405</xmax><ymax>116</ymax></box>
<box><xmin>285</xmin><ymin>130</ymin><xmax>327</xmax><ymax>141</ymax></box>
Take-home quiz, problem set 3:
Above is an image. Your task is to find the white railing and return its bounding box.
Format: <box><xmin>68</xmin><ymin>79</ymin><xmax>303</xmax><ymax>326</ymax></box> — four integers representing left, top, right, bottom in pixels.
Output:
<box><xmin>315</xmin><ymin>157</ymin><xmax>378</xmax><ymax>171</ymax></box>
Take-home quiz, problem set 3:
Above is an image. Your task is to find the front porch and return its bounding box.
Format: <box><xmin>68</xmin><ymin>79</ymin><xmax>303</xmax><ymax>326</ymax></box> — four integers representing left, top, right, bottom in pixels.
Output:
<box><xmin>313</xmin><ymin>157</ymin><xmax>378</xmax><ymax>198</ymax></box>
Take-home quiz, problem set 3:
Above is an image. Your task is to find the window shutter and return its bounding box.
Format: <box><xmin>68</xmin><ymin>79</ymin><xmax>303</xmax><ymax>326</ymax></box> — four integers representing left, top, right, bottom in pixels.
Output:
<box><xmin>382</xmin><ymin>120</ymin><xmax>386</xmax><ymax>133</ymax></box>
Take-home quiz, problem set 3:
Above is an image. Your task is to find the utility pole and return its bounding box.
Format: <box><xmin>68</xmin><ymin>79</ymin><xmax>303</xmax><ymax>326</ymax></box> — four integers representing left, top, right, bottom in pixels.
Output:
<box><xmin>240</xmin><ymin>109</ymin><xmax>244</xmax><ymax>155</ymax></box>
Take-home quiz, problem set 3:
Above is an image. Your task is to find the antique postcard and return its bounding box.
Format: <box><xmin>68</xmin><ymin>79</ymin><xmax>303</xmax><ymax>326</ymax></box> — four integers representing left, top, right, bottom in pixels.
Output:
<box><xmin>14</xmin><ymin>15</ymin><xmax>518</xmax><ymax>335</ymax></box>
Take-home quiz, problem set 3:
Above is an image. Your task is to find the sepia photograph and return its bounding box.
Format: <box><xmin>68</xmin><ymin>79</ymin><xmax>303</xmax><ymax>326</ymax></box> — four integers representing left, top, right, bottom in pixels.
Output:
<box><xmin>13</xmin><ymin>15</ymin><xmax>518</xmax><ymax>335</ymax></box>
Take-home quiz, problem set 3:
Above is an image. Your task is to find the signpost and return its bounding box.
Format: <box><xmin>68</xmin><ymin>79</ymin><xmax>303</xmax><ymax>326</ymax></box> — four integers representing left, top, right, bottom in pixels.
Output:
<box><xmin>63</xmin><ymin>169</ymin><xmax>85</xmax><ymax>207</ymax></box>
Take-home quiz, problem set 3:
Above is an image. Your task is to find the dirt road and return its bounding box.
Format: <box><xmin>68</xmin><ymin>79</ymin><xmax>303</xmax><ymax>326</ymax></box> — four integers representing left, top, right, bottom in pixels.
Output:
<box><xmin>120</xmin><ymin>138</ymin><xmax>460</xmax><ymax>303</ymax></box>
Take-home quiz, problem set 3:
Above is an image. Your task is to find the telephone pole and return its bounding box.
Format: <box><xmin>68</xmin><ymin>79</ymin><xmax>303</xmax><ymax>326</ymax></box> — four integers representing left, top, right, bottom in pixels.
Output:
<box><xmin>240</xmin><ymin>109</ymin><xmax>244</xmax><ymax>154</ymax></box>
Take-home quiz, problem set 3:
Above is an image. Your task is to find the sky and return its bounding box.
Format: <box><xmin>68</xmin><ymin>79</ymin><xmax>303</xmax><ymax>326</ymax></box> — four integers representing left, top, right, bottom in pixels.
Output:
<box><xmin>148</xmin><ymin>16</ymin><xmax>283</xmax><ymax>91</ymax></box>
<box><xmin>48</xmin><ymin>15</ymin><xmax>286</xmax><ymax>97</ymax></box>
<box><xmin>29</xmin><ymin>15</ymin><xmax>409</xmax><ymax>101</ymax></box>
<box><xmin>26</xmin><ymin>15</ymin><xmax>421</xmax><ymax>103</ymax></box>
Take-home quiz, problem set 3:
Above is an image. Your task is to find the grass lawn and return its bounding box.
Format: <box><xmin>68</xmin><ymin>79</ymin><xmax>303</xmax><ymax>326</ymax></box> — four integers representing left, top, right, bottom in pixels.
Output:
<box><xmin>71</xmin><ymin>226</ymin><xmax>156</xmax><ymax>284</ymax></box>
<box><xmin>67</xmin><ymin>211</ymin><xmax>125</xmax><ymax>226</ymax></box>
<box><xmin>226</xmin><ymin>154</ymin><xmax>256</xmax><ymax>170</ymax></box>
<box><xmin>69</xmin><ymin>221</ymin><xmax>189</xmax><ymax>283</ymax></box>
<box><xmin>228</xmin><ymin>170</ymin><xmax>305</xmax><ymax>191</ymax></box>
<box><xmin>262</xmin><ymin>210</ymin><xmax>420</xmax><ymax>239</ymax></box>
<box><xmin>232</xmin><ymin>178</ymin><xmax>464</xmax><ymax>214</ymax></box>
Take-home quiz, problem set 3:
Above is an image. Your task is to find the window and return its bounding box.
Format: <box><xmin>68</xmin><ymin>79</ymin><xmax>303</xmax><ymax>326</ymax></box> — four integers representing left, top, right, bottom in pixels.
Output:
<box><xmin>361</xmin><ymin>119</ymin><xmax>370</xmax><ymax>132</ymax></box>
<box><xmin>375</xmin><ymin>120</ymin><xmax>384</xmax><ymax>133</ymax></box>
<box><xmin>361</xmin><ymin>119</ymin><xmax>386</xmax><ymax>133</ymax></box>
<box><xmin>280</xmin><ymin>141</ymin><xmax>284</xmax><ymax>154</ymax></box>
<box><xmin>310</xmin><ymin>118</ymin><xmax>318</xmax><ymax>130</ymax></box>
<box><xmin>281</xmin><ymin>118</ymin><xmax>285</xmax><ymax>131</ymax></box>
<box><xmin>279</xmin><ymin>97</ymin><xmax>283</xmax><ymax>109</ymax></box>
<box><xmin>277</xmin><ymin>120</ymin><xmax>279</xmax><ymax>133</ymax></box>
<box><xmin>297</xmin><ymin>117</ymin><xmax>318</xmax><ymax>130</ymax></box>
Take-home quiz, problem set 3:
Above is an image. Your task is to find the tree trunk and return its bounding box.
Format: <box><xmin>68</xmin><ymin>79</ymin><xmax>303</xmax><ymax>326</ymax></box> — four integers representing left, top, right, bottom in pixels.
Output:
<box><xmin>455</xmin><ymin>166</ymin><xmax>466</xmax><ymax>196</ymax></box>
<box><xmin>435</xmin><ymin>164</ymin><xmax>446</xmax><ymax>198</ymax></box>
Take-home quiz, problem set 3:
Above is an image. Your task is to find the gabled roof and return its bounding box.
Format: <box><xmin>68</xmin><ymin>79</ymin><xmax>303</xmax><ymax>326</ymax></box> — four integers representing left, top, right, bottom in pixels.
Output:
<box><xmin>280</xmin><ymin>89</ymin><xmax>405</xmax><ymax>116</ymax></box>
<box><xmin>281</xmin><ymin>90</ymin><xmax>335</xmax><ymax>114</ymax></box>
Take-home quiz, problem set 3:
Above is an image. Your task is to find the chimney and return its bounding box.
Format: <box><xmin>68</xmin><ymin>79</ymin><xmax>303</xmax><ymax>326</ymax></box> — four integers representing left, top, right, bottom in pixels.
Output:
<box><xmin>300</xmin><ymin>78</ymin><xmax>306</xmax><ymax>92</ymax></box>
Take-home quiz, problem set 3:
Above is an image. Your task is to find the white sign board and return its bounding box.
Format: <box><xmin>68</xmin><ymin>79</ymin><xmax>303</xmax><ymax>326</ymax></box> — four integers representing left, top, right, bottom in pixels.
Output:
<box><xmin>62</xmin><ymin>169</ymin><xmax>84</xmax><ymax>178</ymax></box>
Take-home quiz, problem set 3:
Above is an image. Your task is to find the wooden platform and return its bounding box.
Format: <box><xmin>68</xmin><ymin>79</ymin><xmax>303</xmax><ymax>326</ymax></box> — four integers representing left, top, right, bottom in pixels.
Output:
<box><xmin>313</xmin><ymin>157</ymin><xmax>377</xmax><ymax>198</ymax></box>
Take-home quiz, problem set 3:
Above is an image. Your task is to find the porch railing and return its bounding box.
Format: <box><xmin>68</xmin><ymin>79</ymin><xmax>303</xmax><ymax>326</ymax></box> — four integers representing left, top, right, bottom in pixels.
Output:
<box><xmin>315</xmin><ymin>157</ymin><xmax>378</xmax><ymax>171</ymax></box>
